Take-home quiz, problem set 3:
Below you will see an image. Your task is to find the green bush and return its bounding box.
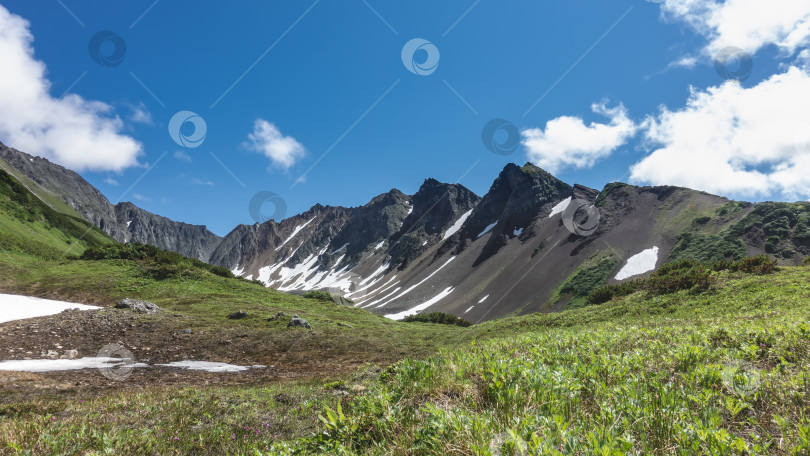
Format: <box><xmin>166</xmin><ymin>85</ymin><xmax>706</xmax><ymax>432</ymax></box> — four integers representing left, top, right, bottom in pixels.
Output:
<box><xmin>728</xmin><ymin>255</ymin><xmax>778</xmax><ymax>274</ymax></box>
<box><xmin>587</xmin><ymin>280</ymin><xmax>643</xmax><ymax>305</ymax></box>
<box><xmin>643</xmin><ymin>259</ymin><xmax>715</xmax><ymax>295</ymax></box>
<box><xmin>401</xmin><ymin>312</ymin><xmax>472</xmax><ymax>327</ymax></box>
<box><xmin>302</xmin><ymin>290</ymin><xmax>336</xmax><ymax>302</ymax></box>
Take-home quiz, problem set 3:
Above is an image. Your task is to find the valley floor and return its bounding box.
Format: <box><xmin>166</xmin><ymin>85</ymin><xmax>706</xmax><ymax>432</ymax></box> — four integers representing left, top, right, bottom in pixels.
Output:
<box><xmin>1</xmin><ymin>251</ymin><xmax>809</xmax><ymax>454</ymax></box>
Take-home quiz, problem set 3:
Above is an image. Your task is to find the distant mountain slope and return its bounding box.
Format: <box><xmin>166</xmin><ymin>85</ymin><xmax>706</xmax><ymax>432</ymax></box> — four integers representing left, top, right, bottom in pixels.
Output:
<box><xmin>0</xmin><ymin>168</ymin><xmax>113</xmax><ymax>257</ymax></box>
<box><xmin>3</xmin><ymin>141</ymin><xmax>808</xmax><ymax>323</ymax></box>
<box><xmin>0</xmin><ymin>142</ymin><xmax>222</xmax><ymax>261</ymax></box>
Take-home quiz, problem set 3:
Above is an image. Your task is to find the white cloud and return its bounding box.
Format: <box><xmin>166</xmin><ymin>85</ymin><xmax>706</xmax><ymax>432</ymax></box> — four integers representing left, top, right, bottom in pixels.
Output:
<box><xmin>631</xmin><ymin>66</ymin><xmax>810</xmax><ymax>200</ymax></box>
<box><xmin>245</xmin><ymin>119</ymin><xmax>305</xmax><ymax>170</ymax></box>
<box><xmin>0</xmin><ymin>5</ymin><xmax>142</xmax><ymax>172</ymax></box>
<box><xmin>174</xmin><ymin>150</ymin><xmax>192</xmax><ymax>163</ymax></box>
<box><xmin>127</xmin><ymin>102</ymin><xmax>153</xmax><ymax>125</ymax></box>
<box><xmin>132</xmin><ymin>193</ymin><xmax>151</xmax><ymax>202</ymax></box>
<box><xmin>521</xmin><ymin>104</ymin><xmax>637</xmax><ymax>174</ymax></box>
<box><xmin>659</xmin><ymin>0</ymin><xmax>810</xmax><ymax>56</ymax></box>
<box><xmin>103</xmin><ymin>177</ymin><xmax>119</xmax><ymax>186</ymax></box>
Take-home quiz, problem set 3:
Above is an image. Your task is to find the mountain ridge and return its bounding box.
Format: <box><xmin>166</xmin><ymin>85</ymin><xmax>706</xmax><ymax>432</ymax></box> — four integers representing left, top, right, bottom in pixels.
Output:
<box><xmin>2</xmin><ymin>141</ymin><xmax>809</xmax><ymax>322</ymax></box>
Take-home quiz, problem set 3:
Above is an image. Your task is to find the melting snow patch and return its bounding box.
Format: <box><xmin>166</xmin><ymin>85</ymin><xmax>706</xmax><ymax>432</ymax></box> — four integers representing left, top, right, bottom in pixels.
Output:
<box><xmin>0</xmin><ymin>358</ymin><xmax>147</xmax><ymax>373</ymax></box>
<box><xmin>477</xmin><ymin>222</ymin><xmax>498</xmax><ymax>239</ymax></box>
<box><xmin>549</xmin><ymin>197</ymin><xmax>572</xmax><ymax>218</ymax></box>
<box><xmin>385</xmin><ymin>287</ymin><xmax>454</xmax><ymax>320</ymax></box>
<box><xmin>373</xmin><ymin>256</ymin><xmax>457</xmax><ymax>307</ymax></box>
<box><xmin>331</xmin><ymin>243</ymin><xmax>349</xmax><ymax>255</ymax></box>
<box><xmin>126</xmin><ymin>221</ymin><xmax>132</xmax><ymax>228</ymax></box>
<box><xmin>442</xmin><ymin>209</ymin><xmax>473</xmax><ymax>241</ymax></box>
<box><xmin>276</xmin><ymin>217</ymin><xmax>316</xmax><ymax>251</ymax></box>
<box><xmin>465</xmin><ymin>306</ymin><xmax>474</xmax><ymax>314</ymax></box>
<box><xmin>156</xmin><ymin>361</ymin><xmax>266</xmax><ymax>373</ymax></box>
<box><xmin>0</xmin><ymin>294</ymin><xmax>100</xmax><ymax>324</ymax></box>
<box><xmin>478</xmin><ymin>295</ymin><xmax>489</xmax><ymax>304</ymax></box>
<box><xmin>374</xmin><ymin>241</ymin><xmax>385</xmax><ymax>251</ymax></box>
<box><xmin>615</xmin><ymin>247</ymin><xmax>659</xmax><ymax>281</ymax></box>
<box><xmin>513</xmin><ymin>228</ymin><xmax>523</xmax><ymax>236</ymax></box>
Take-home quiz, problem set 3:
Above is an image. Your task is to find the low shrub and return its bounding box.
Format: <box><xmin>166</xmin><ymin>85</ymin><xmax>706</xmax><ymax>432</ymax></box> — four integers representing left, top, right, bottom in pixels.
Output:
<box><xmin>302</xmin><ymin>290</ymin><xmax>336</xmax><ymax>302</ymax></box>
<box><xmin>587</xmin><ymin>280</ymin><xmax>643</xmax><ymax>305</ymax></box>
<box><xmin>401</xmin><ymin>312</ymin><xmax>472</xmax><ymax>327</ymax></box>
<box><xmin>643</xmin><ymin>259</ymin><xmax>715</xmax><ymax>295</ymax></box>
<box><xmin>728</xmin><ymin>255</ymin><xmax>778</xmax><ymax>274</ymax></box>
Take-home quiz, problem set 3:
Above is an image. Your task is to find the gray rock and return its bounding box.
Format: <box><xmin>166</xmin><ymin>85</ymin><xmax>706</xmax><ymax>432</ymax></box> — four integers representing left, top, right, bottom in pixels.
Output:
<box><xmin>267</xmin><ymin>312</ymin><xmax>286</xmax><ymax>321</ymax></box>
<box><xmin>182</xmin><ymin>329</ymin><xmax>193</xmax><ymax>334</ymax></box>
<box><xmin>60</xmin><ymin>349</ymin><xmax>79</xmax><ymax>359</ymax></box>
<box><xmin>227</xmin><ymin>310</ymin><xmax>249</xmax><ymax>320</ymax></box>
<box><xmin>45</xmin><ymin>350</ymin><xmax>59</xmax><ymax>359</ymax></box>
<box><xmin>288</xmin><ymin>315</ymin><xmax>311</xmax><ymax>329</ymax></box>
<box><xmin>116</xmin><ymin>298</ymin><xmax>161</xmax><ymax>313</ymax></box>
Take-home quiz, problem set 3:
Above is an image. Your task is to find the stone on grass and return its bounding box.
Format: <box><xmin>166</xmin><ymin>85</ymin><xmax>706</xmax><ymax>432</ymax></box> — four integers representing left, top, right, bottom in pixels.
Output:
<box><xmin>288</xmin><ymin>315</ymin><xmax>311</xmax><ymax>329</ymax></box>
<box><xmin>227</xmin><ymin>310</ymin><xmax>249</xmax><ymax>320</ymax></box>
<box><xmin>116</xmin><ymin>298</ymin><xmax>161</xmax><ymax>314</ymax></box>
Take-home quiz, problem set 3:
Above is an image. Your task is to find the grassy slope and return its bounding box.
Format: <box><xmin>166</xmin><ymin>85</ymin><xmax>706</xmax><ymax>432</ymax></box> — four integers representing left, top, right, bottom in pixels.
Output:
<box><xmin>1</xmin><ymin>253</ymin><xmax>809</xmax><ymax>453</ymax></box>
<box><xmin>0</xmin><ymin>168</ymin><xmax>112</xmax><ymax>258</ymax></box>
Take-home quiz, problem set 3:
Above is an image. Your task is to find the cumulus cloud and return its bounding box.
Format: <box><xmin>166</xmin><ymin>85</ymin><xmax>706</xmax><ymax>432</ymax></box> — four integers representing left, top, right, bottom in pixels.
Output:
<box><xmin>0</xmin><ymin>5</ymin><xmax>142</xmax><ymax>172</ymax></box>
<box><xmin>521</xmin><ymin>104</ymin><xmax>637</xmax><ymax>174</ymax></box>
<box><xmin>245</xmin><ymin>119</ymin><xmax>305</xmax><ymax>170</ymax></box>
<box><xmin>659</xmin><ymin>0</ymin><xmax>810</xmax><ymax>56</ymax></box>
<box><xmin>630</xmin><ymin>66</ymin><xmax>810</xmax><ymax>200</ymax></box>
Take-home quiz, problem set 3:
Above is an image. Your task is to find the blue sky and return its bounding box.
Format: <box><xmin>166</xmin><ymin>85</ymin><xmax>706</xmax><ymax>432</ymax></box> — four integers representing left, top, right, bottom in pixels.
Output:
<box><xmin>1</xmin><ymin>1</ymin><xmax>809</xmax><ymax>236</ymax></box>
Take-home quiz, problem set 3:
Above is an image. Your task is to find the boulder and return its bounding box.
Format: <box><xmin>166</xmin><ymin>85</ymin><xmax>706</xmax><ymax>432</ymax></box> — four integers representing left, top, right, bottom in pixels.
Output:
<box><xmin>116</xmin><ymin>298</ymin><xmax>161</xmax><ymax>314</ymax></box>
<box><xmin>227</xmin><ymin>310</ymin><xmax>249</xmax><ymax>320</ymax></box>
<box><xmin>288</xmin><ymin>315</ymin><xmax>311</xmax><ymax>329</ymax></box>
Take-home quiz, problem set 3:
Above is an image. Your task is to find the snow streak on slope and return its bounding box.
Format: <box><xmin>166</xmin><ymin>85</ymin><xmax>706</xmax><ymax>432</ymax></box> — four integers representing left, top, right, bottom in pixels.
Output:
<box><xmin>384</xmin><ymin>287</ymin><xmax>455</xmax><ymax>320</ymax></box>
<box><xmin>615</xmin><ymin>246</ymin><xmax>659</xmax><ymax>281</ymax></box>
<box><xmin>477</xmin><ymin>222</ymin><xmax>498</xmax><ymax>239</ymax></box>
<box><xmin>549</xmin><ymin>197</ymin><xmax>572</xmax><ymax>218</ymax></box>
<box><xmin>374</xmin><ymin>256</ymin><xmax>457</xmax><ymax>308</ymax></box>
<box><xmin>442</xmin><ymin>209</ymin><xmax>473</xmax><ymax>241</ymax></box>
<box><xmin>275</xmin><ymin>217</ymin><xmax>316</xmax><ymax>251</ymax></box>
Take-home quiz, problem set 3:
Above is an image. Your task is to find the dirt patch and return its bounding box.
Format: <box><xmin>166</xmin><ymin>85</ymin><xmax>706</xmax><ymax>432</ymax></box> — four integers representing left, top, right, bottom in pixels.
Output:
<box><xmin>0</xmin><ymin>307</ymin><xmax>394</xmax><ymax>400</ymax></box>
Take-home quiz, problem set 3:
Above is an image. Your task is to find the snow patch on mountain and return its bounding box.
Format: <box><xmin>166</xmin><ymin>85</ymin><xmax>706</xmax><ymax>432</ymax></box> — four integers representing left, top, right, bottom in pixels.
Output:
<box><xmin>477</xmin><ymin>222</ymin><xmax>498</xmax><ymax>239</ymax></box>
<box><xmin>374</xmin><ymin>256</ymin><xmax>457</xmax><ymax>308</ymax></box>
<box><xmin>442</xmin><ymin>209</ymin><xmax>473</xmax><ymax>241</ymax></box>
<box><xmin>549</xmin><ymin>197</ymin><xmax>572</xmax><ymax>218</ymax></box>
<box><xmin>615</xmin><ymin>246</ymin><xmax>659</xmax><ymax>281</ymax></box>
<box><xmin>384</xmin><ymin>287</ymin><xmax>455</xmax><ymax>320</ymax></box>
<box><xmin>275</xmin><ymin>217</ymin><xmax>316</xmax><ymax>251</ymax></box>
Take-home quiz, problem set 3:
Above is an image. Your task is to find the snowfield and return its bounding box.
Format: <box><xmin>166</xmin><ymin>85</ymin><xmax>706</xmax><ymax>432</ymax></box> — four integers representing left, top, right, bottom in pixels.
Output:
<box><xmin>615</xmin><ymin>247</ymin><xmax>660</xmax><ymax>281</ymax></box>
<box><xmin>0</xmin><ymin>294</ymin><xmax>100</xmax><ymax>324</ymax></box>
